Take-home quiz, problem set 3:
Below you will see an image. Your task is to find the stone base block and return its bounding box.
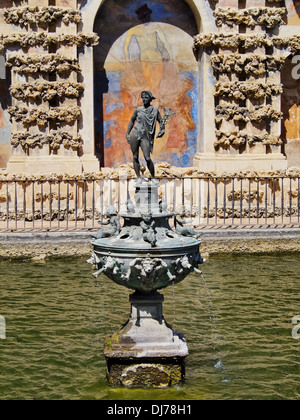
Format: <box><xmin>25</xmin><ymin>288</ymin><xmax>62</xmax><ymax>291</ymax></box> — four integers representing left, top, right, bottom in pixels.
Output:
<box><xmin>104</xmin><ymin>291</ymin><xmax>188</xmax><ymax>387</ymax></box>
<box><xmin>106</xmin><ymin>359</ymin><xmax>185</xmax><ymax>388</ymax></box>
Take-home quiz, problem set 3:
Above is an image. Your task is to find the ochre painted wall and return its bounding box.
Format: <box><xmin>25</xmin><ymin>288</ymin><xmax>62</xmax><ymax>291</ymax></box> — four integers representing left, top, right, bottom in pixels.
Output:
<box><xmin>286</xmin><ymin>0</ymin><xmax>300</xmax><ymax>26</ymax></box>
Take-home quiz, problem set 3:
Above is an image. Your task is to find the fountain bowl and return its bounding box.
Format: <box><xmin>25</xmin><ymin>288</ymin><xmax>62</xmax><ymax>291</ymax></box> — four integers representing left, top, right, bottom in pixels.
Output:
<box><xmin>91</xmin><ymin>211</ymin><xmax>202</xmax><ymax>293</ymax></box>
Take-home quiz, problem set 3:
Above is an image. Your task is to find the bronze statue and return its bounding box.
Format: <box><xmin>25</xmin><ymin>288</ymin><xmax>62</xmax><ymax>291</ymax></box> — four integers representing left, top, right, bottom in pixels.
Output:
<box><xmin>126</xmin><ymin>91</ymin><xmax>174</xmax><ymax>180</ymax></box>
<box><xmin>92</xmin><ymin>205</ymin><xmax>120</xmax><ymax>239</ymax></box>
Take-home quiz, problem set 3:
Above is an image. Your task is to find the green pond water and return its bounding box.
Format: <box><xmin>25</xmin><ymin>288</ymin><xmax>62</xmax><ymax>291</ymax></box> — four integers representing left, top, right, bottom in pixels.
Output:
<box><xmin>0</xmin><ymin>254</ymin><xmax>299</xmax><ymax>400</ymax></box>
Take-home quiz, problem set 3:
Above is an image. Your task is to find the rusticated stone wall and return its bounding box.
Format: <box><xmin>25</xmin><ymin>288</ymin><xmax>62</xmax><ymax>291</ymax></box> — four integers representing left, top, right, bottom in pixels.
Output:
<box><xmin>194</xmin><ymin>2</ymin><xmax>287</xmax><ymax>157</ymax></box>
<box><xmin>0</xmin><ymin>1</ymin><xmax>99</xmax><ymax>174</ymax></box>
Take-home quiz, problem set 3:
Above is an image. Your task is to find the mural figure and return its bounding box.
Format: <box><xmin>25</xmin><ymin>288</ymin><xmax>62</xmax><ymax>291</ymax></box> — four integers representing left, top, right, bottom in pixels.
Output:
<box><xmin>126</xmin><ymin>91</ymin><xmax>165</xmax><ymax>178</ymax></box>
<box><xmin>124</xmin><ymin>5</ymin><xmax>173</xmax><ymax>94</ymax></box>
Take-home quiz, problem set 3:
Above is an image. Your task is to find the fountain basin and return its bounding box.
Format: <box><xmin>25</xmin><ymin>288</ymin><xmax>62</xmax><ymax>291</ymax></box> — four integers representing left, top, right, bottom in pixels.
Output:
<box><xmin>89</xmin><ymin>179</ymin><xmax>203</xmax><ymax>387</ymax></box>
<box><xmin>91</xmin><ymin>212</ymin><xmax>202</xmax><ymax>293</ymax></box>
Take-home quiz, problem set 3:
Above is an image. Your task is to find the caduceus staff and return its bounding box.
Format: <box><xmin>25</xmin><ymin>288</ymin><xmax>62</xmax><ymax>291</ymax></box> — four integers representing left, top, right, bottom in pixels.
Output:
<box><xmin>157</xmin><ymin>108</ymin><xmax>176</xmax><ymax>138</ymax></box>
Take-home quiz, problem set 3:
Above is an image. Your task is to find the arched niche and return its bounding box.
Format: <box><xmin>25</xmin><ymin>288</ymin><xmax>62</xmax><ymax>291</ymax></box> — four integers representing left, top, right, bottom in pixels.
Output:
<box><xmin>79</xmin><ymin>0</ymin><xmax>216</xmax><ymax>169</ymax></box>
<box><xmin>94</xmin><ymin>0</ymin><xmax>199</xmax><ymax>167</ymax></box>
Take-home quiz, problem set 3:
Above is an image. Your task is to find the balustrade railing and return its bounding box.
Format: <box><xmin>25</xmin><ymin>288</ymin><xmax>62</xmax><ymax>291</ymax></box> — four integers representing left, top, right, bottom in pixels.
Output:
<box><xmin>0</xmin><ymin>176</ymin><xmax>300</xmax><ymax>232</ymax></box>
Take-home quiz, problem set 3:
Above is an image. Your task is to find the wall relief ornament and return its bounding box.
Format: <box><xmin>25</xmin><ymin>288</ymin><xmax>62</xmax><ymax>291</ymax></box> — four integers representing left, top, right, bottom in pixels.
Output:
<box><xmin>194</xmin><ymin>34</ymin><xmax>300</xmax><ymax>55</ymax></box>
<box><xmin>214</xmin><ymin>7</ymin><xmax>287</xmax><ymax>29</ymax></box>
<box><xmin>6</xmin><ymin>53</ymin><xmax>81</xmax><ymax>75</ymax></box>
<box><xmin>214</xmin><ymin>81</ymin><xmax>283</xmax><ymax>101</ymax></box>
<box><xmin>10</xmin><ymin>82</ymin><xmax>84</xmax><ymax>101</ymax></box>
<box><xmin>11</xmin><ymin>131</ymin><xmax>83</xmax><ymax>151</ymax></box>
<box><xmin>215</xmin><ymin>131</ymin><xmax>283</xmax><ymax>148</ymax></box>
<box><xmin>215</xmin><ymin>104</ymin><xmax>283</xmax><ymax>125</ymax></box>
<box><xmin>210</xmin><ymin>54</ymin><xmax>285</xmax><ymax>76</ymax></box>
<box><xmin>4</xmin><ymin>6</ymin><xmax>82</xmax><ymax>27</ymax></box>
<box><xmin>0</xmin><ymin>32</ymin><xmax>99</xmax><ymax>54</ymax></box>
<box><xmin>8</xmin><ymin>105</ymin><xmax>81</xmax><ymax>127</ymax></box>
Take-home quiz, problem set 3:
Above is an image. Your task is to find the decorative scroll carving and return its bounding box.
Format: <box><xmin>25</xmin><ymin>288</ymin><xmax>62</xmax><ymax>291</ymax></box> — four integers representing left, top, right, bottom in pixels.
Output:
<box><xmin>10</xmin><ymin>82</ymin><xmax>84</xmax><ymax>101</ymax></box>
<box><xmin>11</xmin><ymin>131</ymin><xmax>83</xmax><ymax>151</ymax></box>
<box><xmin>6</xmin><ymin>53</ymin><xmax>81</xmax><ymax>74</ymax></box>
<box><xmin>4</xmin><ymin>6</ymin><xmax>82</xmax><ymax>27</ymax></box>
<box><xmin>8</xmin><ymin>105</ymin><xmax>81</xmax><ymax>126</ymax></box>
<box><xmin>0</xmin><ymin>32</ymin><xmax>99</xmax><ymax>54</ymax></box>
<box><xmin>214</xmin><ymin>7</ymin><xmax>286</xmax><ymax>29</ymax></box>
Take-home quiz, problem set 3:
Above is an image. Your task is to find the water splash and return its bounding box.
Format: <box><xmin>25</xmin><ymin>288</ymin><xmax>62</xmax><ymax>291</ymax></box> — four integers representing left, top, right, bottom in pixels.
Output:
<box><xmin>172</xmin><ymin>280</ymin><xmax>176</xmax><ymax>331</ymax></box>
<box><xmin>199</xmin><ymin>271</ymin><xmax>223</xmax><ymax>370</ymax></box>
<box><xmin>214</xmin><ymin>360</ymin><xmax>224</xmax><ymax>369</ymax></box>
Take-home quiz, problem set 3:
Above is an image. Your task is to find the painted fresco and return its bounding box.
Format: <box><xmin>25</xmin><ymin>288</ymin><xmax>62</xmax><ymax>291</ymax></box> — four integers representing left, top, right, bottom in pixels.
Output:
<box><xmin>0</xmin><ymin>0</ymin><xmax>13</xmax><ymax>8</ymax></box>
<box><xmin>282</xmin><ymin>58</ymin><xmax>300</xmax><ymax>140</ymax></box>
<box><xmin>94</xmin><ymin>0</ymin><xmax>198</xmax><ymax>168</ymax></box>
<box><xmin>286</xmin><ymin>0</ymin><xmax>300</xmax><ymax>26</ymax></box>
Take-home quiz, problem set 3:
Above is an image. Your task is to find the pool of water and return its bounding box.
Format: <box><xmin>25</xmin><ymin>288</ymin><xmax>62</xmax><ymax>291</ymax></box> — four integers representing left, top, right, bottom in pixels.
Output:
<box><xmin>0</xmin><ymin>254</ymin><xmax>299</xmax><ymax>400</ymax></box>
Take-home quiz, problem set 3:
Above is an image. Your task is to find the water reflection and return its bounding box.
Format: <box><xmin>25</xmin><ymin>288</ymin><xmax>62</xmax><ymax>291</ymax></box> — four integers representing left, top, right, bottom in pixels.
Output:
<box><xmin>0</xmin><ymin>254</ymin><xmax>299</xmax><ymax>400</ymax></box>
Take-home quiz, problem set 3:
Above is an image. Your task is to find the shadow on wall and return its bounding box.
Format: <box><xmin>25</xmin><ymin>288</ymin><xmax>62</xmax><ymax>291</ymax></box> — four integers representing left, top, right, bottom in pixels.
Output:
<box><xmin>0</xmin><ymin>0</ymin><xmax>13</xmax><ymax>7</ymax></box>
<box><xmin>293</xmin><ymin>0</ymin><xmax>300</xmax><ymax>18</ymax></box>
<box><xmin>0</xmin><ymin>61</ymin><xmax>12</xmax><ymax>169</ymax></box>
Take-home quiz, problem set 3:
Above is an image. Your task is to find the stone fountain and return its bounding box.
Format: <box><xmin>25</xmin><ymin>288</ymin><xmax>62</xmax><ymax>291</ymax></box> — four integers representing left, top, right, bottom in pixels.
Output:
<box><xmin>88</xmin><ymin>93</ymin><xmax>204</xmax><ymax>387</ymax></box>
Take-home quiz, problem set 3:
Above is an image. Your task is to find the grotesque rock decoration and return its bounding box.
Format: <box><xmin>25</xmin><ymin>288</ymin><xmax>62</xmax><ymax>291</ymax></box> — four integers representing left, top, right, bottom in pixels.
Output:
<box><xmin>6</xmin><ymin>53</ymin><xmax>81</xmax><ymax>75</ymax></box>
<box><xmin>10</xmin><ymin>82</ymin><xmax>84</xmax><ymax>101</ymax></box>
<box><xmin>0</xmin><ymin>32</ymin><xmax>99</xmax><ymax>54</ymax></box>
<box><xmin>214</xmin><ymin>7</ymin><xmax>286</xmax><ymax>29</ymax></box>
<box><xmin>4</xmin><ymin>6</ymin><xmax>82</xmax><ymax>27</ymax></box>
<box><xmin>11</xmin><ymin>132</ymin><xmax>83</xmax><ymax>152</ymax></box>
<box><xmin>8</xmin><ymin>105</ymin><xmax>81</xmax><ymax>127</ymax></box>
